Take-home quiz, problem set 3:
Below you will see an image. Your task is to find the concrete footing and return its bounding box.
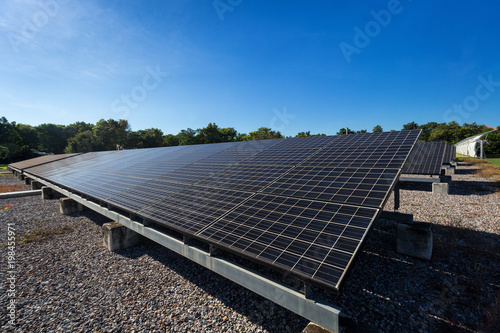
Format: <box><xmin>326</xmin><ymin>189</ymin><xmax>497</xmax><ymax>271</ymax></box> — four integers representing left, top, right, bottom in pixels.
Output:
<box><xmin>102</xmin><ymin>221</ymin><xmax>142</xmax><ymax>251</ymax></box>
<box><xmin>41</xmin><ymin>186</ymin><xmax>55</xmax><ymax>199</ymax></box>
<box><xmin>60</xmin><ymin>197</ymin><xmax>84</xmax><ymax>215</ymax></box>
<box><xmin>396</xmin><ymin>222</ymin><xmax>433</xmax><ymax>261</ymax></box>
<box><xmin>31</xmin><ymin>181</ymin><xmax>42</xmax><ymax>190</ymax></box>
<box><xmin>444</xmin><ymin>166</ymin><xmax>455</xmax><ymax>175</ymax></box>
<box><xmin>432</xmin><ymin>182</ymin><xmax>449</xmax><ymax>194</ymax></box>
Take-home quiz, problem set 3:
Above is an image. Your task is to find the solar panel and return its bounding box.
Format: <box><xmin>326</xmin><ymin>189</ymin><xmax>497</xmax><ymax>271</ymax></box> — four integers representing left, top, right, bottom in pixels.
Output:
<box><xmin>8</xmin><ymin>153</ymin><xmax>80</xmax><ymax>171</ymax></box>
<box><xmin>402</xmin><ymin>141</ymin><xmax>446</xmax><ymax>175</ymax></box>
<box><xmin>196</xmin><ymin>194</ymin><xmax>379</xmax><ymax>288</ymax></box>
<box><xmin>442</xmin><ymin>144</ymin><xmax>456</xmax><ymax>164</ymax></box>
<box><xmin>20</xmin><ymin>130</ymin><xmax>421</xmax><ymax>291</ymax></box>
<box><xmin>138</xmin><ymin>186</ymin><xmax>253</xmax><ymax>234</ymax></box>
<box><xmin>262</xmin><ymin>166</ymin><xmax>398</xmax><ymax>208</ymax></box>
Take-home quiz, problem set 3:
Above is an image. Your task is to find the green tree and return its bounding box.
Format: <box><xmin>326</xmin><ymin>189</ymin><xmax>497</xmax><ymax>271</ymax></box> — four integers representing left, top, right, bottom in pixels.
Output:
<box><xmin>36</xmin><ymin>123</ymin><xmax>67</xmax><ymax>153</ymax></box>
<box><xmin>336</xmin><ymin>128</ymin><xmax>353</xmax><ymax>135</ymax></box>
<box><xmin>484</xmin><ymin>126</ymin><xmax>500</xmax><ymax>155</ymax></box>
<box><xmin>218</xmin><ymin>127</ymin><xmax>238</xmax><ymax>142</ymax></box>
<box><xmin>177</xmin><ymin>128</ymin><xmax>199</xmax><ymax>146</ymax></box>
<box><xmin>372</xmin><ymin>125</ymin><xmax>383</xmax><ymax>133</ymax></box>
<box><xmin>417</xmin><ymin>122</ymin><xmax>438</xmax><ymax>141</ymax></box>
<box><xmin>16</xmin><ymin>124</ymin><xmax>39</xmax><ymax>148</ymax></box>
<box><xmin>402</xmin><ymin>121</ymin><xmax>419</xmax><ymax>131</ymax></box>
<box><xmin>163</xmin><ymin>134</ymin><xmax>179</xmax><ymax>147</ymax></box>
<box><xmin>295</xmin><ymin>131</ymin><xmax>326</xmax><ymax>137</ymax></box>
<box><xmin>65</xmin><ymin>130</ymin><xmax>94</xmax><ymax>153</ymax></box>
<box><xmin>0</xmin><ymin>145</ymin><xmax>10</xmax><ymax>163</ymax></box>
<box><xmin>136</xmin><ymin>128</ymin><xmax>164</xmax><ymax>148</ymax></box>
<box><xmin>236</xmin><ymin>133</ymin><xmax>250</xmax><ymax>141</ymax></box>
<box><xmin>197</xmin><ymin>123</ymin><xmax>222</xmax><ymax>144</ymax></box>
<box><xmin>64</xmin><ymin>121</ymin><xmax>94</xmax><ymax>139</ymax></box>
<box><xmin>93</xmin><ymin>119</ymin><xmax>130</xmax><ymax>150</ymax></box>
<box><xmin>247</xmin><ymin>127</ymin><xmax>283</xmax><ymax>140</ymax></box>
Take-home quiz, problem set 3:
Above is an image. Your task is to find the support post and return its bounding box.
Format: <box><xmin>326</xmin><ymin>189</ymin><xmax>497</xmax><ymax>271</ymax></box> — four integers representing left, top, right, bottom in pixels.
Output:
<box><xmin>394</xmin><ymin>181</ymin><xmax>400</xmax><ymax>211</ymax></box>
<box><xmin>60</xmin><ymin>197</ymin><xmax>84</xmax><ymax>215</ymax></box>
<box><xmin>41</xmin><ymin>186</ymin><xmax>55</xmax><ymax>200</ymax></box>
<box><xmin>209</xmin><ymin>244</ymin><xmax>221</xmax><ymax>257</ymax></box>
<box><xmin>432</xmin><ymin>182</ymin><xmax>449</xmax><ymax>194</ymax></box>
<box><xmin>31</xmin><ymin>181</ymin><xmax>42</xmax><ymax>190</ymax></box>
<box><xmin>102</xmin><ymin>221</ymin><xmax>142</xmax><ymax>251</ymax></box>
<box><xmin>303</xmin><ymin>283</ymin><xmax>313</xmax><ymax>299</ymax></box>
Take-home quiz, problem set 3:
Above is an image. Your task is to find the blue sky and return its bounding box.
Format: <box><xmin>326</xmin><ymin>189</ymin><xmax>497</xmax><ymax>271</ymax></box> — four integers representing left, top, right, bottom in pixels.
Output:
<box><xmin>1</xmin><ymin>0</ymin><xmax>499</xmax><ymax>136</ymax></box>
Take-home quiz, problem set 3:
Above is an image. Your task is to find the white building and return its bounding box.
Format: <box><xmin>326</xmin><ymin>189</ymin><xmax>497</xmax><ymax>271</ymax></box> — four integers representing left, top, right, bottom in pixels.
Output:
<box><xmin>455</xmin><ymin>130</ymin><xmax>496</xmax><ymax>158</ymax></box>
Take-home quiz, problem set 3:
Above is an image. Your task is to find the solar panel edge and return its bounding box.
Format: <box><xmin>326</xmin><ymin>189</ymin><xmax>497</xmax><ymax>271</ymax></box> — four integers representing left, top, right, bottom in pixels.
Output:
<box><xmin>9</xmin><ymin>153</ymin><xmax>82</xmax><ymax>171</ymax></box>
<box><xmin>331</xmin><ymin>207</ymin><xmax>380</xmax><ymax>291</ymax></box>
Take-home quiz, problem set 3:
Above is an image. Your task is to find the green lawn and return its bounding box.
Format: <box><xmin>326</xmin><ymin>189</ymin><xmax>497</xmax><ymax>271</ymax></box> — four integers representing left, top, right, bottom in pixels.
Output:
<box><xmin>487</xmin><ymin>158</ymin><xmax>500</xmax><ymax>166</ymax></box>
<box><xmin>0</xmin><ymin>164</ymin><xmax>7</xmax><ymax>169</ymax></box>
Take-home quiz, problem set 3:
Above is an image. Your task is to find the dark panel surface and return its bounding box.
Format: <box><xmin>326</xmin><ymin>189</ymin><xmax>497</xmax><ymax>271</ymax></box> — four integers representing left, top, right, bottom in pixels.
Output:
<box><xmin>196</xmin><ymin>193</ymin><xmax>379</xmax><ymax>290</ymax></box>
<box><xmin>21</xmin><ymin>130</ymin><xmax>421</xmax><ymax>291</ymax></box>
<box><xmin>9</xmin><ymin>153</ymin><xmax>80</xmax><ymax>171</ymax></box>
<box><xmin>262</xmin><ymin>166</ymin><xmax>398</xmax><ymax>208</ymax></box>
<box><xmin>402</xmin><ymin>141</ymin><xmax>446</xmax><ymax>175</ymax></box>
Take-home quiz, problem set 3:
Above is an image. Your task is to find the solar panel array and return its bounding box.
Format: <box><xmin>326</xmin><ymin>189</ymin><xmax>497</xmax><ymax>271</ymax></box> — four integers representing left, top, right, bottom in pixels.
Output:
<box><xmin>402</xmin><ymin>141</ymin><xmax>448</xmax><ymax>175</ymax></box>
<box><xmin>19</xmin><ymin>131</ymin><xmax>421</xmax><ymax>291</ymax></box>
<box><xmin>442</xmin><ymin>144</ymin><xmax>456</xmax><ymax>164</ymax></box>
<box><xmin>9</xmin><ymin>153</ymin><xmax>80</xmax><ymax>171</ymax></box>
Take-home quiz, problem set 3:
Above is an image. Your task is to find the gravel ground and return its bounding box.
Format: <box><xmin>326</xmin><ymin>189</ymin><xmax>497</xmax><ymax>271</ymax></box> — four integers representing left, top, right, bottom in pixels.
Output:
<box><xmin>1</xmin><ymin>163</ymin><xmax>499</xmax><ymax>332</ymax></box>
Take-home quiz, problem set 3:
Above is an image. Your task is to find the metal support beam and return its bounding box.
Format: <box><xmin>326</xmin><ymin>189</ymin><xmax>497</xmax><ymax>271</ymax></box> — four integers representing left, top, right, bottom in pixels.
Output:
<box><xmin>394</xmin><ymin>181</ymin><xmax>400</xmax><ymax>211</ymax></box>
<box><xmin>399</xmin><ymin>177</ymin><xmax>440</xmax><ymax>183</ymax></box>
<box><xmin>24</xmin><ymin>173</ymin><xmax>343</xmax><ymax>333</ymax></box>
<box><xmin>303</xmin><ymin>283</ymin><xmax>313</xmax><ymax>299</ymax></box>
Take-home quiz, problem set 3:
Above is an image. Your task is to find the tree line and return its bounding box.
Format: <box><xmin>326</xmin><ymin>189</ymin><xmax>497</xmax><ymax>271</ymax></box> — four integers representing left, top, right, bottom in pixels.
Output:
<box><xmin>0</xmin><ymin>116</ymin><xmax>498</xmax><ymax>163</ymax></box>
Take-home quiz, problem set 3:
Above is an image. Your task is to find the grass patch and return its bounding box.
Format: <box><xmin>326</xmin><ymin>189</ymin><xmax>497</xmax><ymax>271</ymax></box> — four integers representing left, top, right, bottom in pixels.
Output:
<box><xmin>0</xmin><ymin>184</ymin><xmax>28</xmax><ymax>193</ymax></box>
<box><xmin>0</xmin><ymin>164</ymin><xmax>7</xmax><ymax>169</ymax></box>
<box><xmin>487</xmin><ymin>158</ymin><xmax>500</xmax><ymax>166</ymax></box>
<box><xmin>464</xmin><ymin>158</ymin><xmax>500</xmax><ymax>185</ymax></box>
<box><xmin>19</xmin><ymin>226</ymin><xmax>75</xmax><ymax>244</ymax></box>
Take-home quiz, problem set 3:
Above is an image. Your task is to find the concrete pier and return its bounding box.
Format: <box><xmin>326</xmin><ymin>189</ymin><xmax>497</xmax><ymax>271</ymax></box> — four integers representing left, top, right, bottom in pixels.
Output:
<box><xmin>41</xmin><ymin>186</ymin><xmax>55</xmax><ymax>199</ymax></box>
<box><xmin>60</xmin><ymin>197</ymin><xmax>84</xmax><ymax>215</ymax></box>
<box><xmin>102</xmin><ymin>221</ymin><xmax>142</xmax><ymax>251</ymax></box>
<box><xmin>444</xmin><ymin>165</ymin><xmax>455</xmax><ymax>175</ymax></box>
<box><xmin>396</xmin><ymin>222</ymin><xmax>433</xmax><ymax>261</ymax></box>
<box><xmin>432</xmin><ymin>182</ymin><xmax>449</xmax><ymax>194</ymax></box>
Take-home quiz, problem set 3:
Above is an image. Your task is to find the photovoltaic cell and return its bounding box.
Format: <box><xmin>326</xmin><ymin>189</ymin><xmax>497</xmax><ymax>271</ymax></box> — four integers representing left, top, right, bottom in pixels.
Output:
<box><xmin>402</xmin><ymin>141</ymin><xmax>446</xmax><ymax>175</ymax></box>
<box><xmin>138</xmin><ymin>186</ymin><xmax>253</xmax><ymax>234</ymax></box>
<box><xmin>262</xmin><ymin>166</ymin><xmax>398</xmax><ymax>208</ymax></box>
<box><xmin>443</xmin><ymin>144</ymin><xmax>456</xmax><ymax>164</ymax></box>
<box><xmin>196</xmin><ymin>193</ymin><xmax>378</xmax><ymax>288</ymax></box>
<box><xmin>197</xmin><ymin>164</ymin><xmax>294</xmax><ymax>192</ymax></box>
<box><xmin>302</xmin><ymin>131</ymin><xmax>420</xmax><ymax>169</ymax></box>
<box><xmin>17</xmin><ymin>130</ymin><xmax>421</xmax><ymax>291</ymax></box>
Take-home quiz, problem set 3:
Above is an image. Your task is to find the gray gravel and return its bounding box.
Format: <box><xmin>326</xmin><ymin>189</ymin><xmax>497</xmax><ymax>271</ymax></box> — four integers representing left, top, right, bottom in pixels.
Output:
<box><xmin>1</xmin><ymin>163</ymin><xmax>499</xmax><ymax>332</ymax></box>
